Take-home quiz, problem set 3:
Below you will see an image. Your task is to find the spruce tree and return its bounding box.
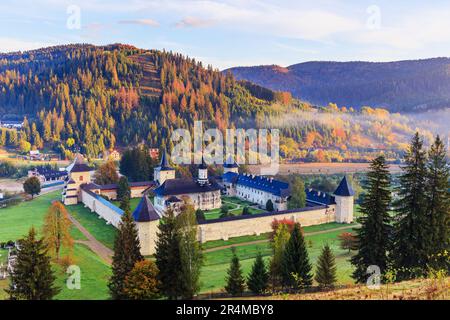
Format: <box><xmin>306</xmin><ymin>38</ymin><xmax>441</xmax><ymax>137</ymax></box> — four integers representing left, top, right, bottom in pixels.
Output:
<box><xmin>8</xmin><ymin>228</ymin><xmax>59</xmax><ymax>300</ymax></box>
<box><xmin>315</xmin><ymin>244</ymin><xmax>337</xmax><ymax>289</ymax></box>
<box><xmin>177</xmin><ymin>205</ymin><xmax>203</xmax><ymax>299</ymax></box>
<box><xmin>392</xmin><ymin>133</ymin><xmax>429</xmax><ymax>280</ymax></box>
<box><xmin>247</xmin><ymin>252</ymin><xmax>269</xmax><ymax>294</ymax></box>
<box><xmin>425</xmin><ymin>135</ymin><xmax>450</xmax><ymax>270</ymax></box>
<box><xmin>117</xmin><ymin>176</ymin><xmax>131</xmax><ymax>203</ymax></box>
<box><xmin>351</xmin><ymin>155</ymin><xmax>393</xmax><ymax>283</ymax></box>
<box><xmin>108</xmin><ymin>210</ymin><xmax>143</xmax><ymax>299</ymax></box>
<box><xmin>225</xmin><ymin>247</ymin><xmax>245</xmax><ymax>296</ymax></box>
<box><xmin>155</xmin><ymin>209</ymin><xmax>183</xmax><ymax>299</ymax></box>
<box><xmin>281</xmin><ymin>223</ymin><xmax>312</xmax><ymax>289</ymax></box>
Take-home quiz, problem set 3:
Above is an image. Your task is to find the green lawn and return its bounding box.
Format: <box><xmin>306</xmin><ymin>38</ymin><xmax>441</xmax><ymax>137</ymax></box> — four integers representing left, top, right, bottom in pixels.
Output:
<box><xmin>111</xmin><ymin>197</ymin><xmax>144</xmax><ymax>212</ymax></box>
<box><xmin>199</xmin><ymin>227</ymin><xmax>355</xmax><ymax>293</ymax></box>
<box><xmin>201</xmin><ymin>233</ymin><xmax>271</xmax><ymax>250</ymax></box>
<box><xmin>0</xmin><ymin>190</ymin><xmax>61</xmax><ymax>242</ymax></box>
<box><xmin>53</xmin><ymin>244</ymin><xmax>112</xmax><ymax>300</ymax></box>
<box><xmin>201</xmin><ymin>222</ymin><xmax>355</xmax><ymax>250</ymax></box>
<box><xmin>66</xmin><ymin>204</ymin><xmax>117</xmax><ymax>249</ymax></box>
<box><xmin>0</xmin><ymin>244</ymin><xmax>112</xmax><ymax>300</ymax></box>
<box><xmin>0</xmin><ymin>248</ymin><xmax>7</xmax><ymax>265</ymax></box>
<box><xmin>203</xmin><ymin>196</ymin><xmax>265</xmax><ymax>220</ymax></box>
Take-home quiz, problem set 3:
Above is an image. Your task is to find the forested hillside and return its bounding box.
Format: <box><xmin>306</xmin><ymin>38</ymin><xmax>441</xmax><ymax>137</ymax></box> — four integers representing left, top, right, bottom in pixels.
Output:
<box><xmin>0</xmin><ymin>44</ymin><xmax>437</xmax><ymax>161</ymax></box>
<box><xmin>0</xmin><ymin>44</ymin><xmax>291</xmax><ymax>158</ymax></box>
<box><xmin>227</xmin><ymin>59</ymin><xmax>450</xmax><ymax>112</ymax></box>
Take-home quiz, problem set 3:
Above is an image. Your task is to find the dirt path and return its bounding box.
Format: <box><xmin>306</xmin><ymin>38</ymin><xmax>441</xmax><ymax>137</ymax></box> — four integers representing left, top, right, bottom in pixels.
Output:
<box><xmin>67</xmin><ymin>213</ymin><xmax>113</xmax><ymax>264</ymax></box>
<box><xmin>203</xmin><ymin>224</ymin><xmax>359</xmax><ymax>253</ymax></box>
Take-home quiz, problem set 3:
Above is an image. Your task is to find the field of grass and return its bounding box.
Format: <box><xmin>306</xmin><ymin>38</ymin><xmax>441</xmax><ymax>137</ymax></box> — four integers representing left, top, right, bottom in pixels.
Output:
<box><xmin>53</xmin><ymin>244</ymin><xmax>112</xmax><ymax>300</ymax></box>
<box><xmin>0</xmin><ymin>248</ymin><xmax>7</xmax><ymax>264</ymax></box>
<box><xmin>0</xmin><ymin>244</ymin><xmax>112</xmax><ymax>300</ymax></box>
<box><xmin>201</xmin><ymin>233</ymin><xmax>271</xmax><ymax>250</ymax></box>
<box><xmin>66</xmin><ymin>204</ymin><xmax>117</xmax><ymax>249</ymax></box>
<box><xmin>111</xmin><ymin>197</ymin><xmax>143</xmax><ymax>212</ymax></box>
<box><xmin>199</xmin><ymin>227</ymin><xmax>355</xmax><ymax>293</ymax></box>
<box><xmin>0</xmin><ymin>190</ymin><xmax>61</xmax><ymax>242</ymax></box>
<box><xmin>200</xmin><ymin>222</ymin><xmax>354</xmax><ymax>250</ymax></box>
<box><xmin>203</xmin><ymin>196</ymin><xmax>265</xmax><ymax>220</ymax></box>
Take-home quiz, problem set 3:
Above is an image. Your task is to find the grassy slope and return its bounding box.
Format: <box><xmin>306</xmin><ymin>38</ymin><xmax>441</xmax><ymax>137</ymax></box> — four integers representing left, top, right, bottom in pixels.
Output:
<box><xmin>0</xmin><ymin>190</ymin><xmax>61</xmax><ymax>242</ymax></box>
<box><xmin>66</xmin><ymin>204</ymin><xmax>117</xmax><ymax>249</ymax></box>
<box><xmin>111</xmin><ymin>197</ymin><xmax>142</xmax><ymax>212</ymax></box>
<box><xmin>0</xmin><ymin>193</ymin><xmax>113</xmax><ymax>300</ymax></box>
<box><xmin>53</xmin><ymin>244</ymin><xmax>112</xmax><ymax>300</ymax></box>
<box><xmin>199</xmin><ymin>227</ymin><xmax>355</xmax><ymax>293</ymax></box>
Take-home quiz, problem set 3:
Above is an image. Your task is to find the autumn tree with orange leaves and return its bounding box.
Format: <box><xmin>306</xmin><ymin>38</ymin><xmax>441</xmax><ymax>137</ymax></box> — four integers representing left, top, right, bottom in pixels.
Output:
<box><xmin>43</xmin><ymin>201</ymin><xmax>74</xmax><ymax>261</ymax></box>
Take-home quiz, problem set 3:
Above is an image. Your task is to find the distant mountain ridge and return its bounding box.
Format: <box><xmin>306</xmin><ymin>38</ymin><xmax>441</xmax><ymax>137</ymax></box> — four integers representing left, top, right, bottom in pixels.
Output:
<box><xmin>226</xmin><ymin>58</ymin><xmax>450</xmax><ymax>112</ymax></box>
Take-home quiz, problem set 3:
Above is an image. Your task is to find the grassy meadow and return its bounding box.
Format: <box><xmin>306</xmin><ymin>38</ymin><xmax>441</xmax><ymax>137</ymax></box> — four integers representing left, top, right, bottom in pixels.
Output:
<box><xmin>199</xmin><ymin>226</ymin><xmax>355</xmax><ymax>293</ymax></box>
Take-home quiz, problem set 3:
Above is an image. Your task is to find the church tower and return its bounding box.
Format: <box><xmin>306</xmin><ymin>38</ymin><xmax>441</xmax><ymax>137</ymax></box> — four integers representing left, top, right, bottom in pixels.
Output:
<box><xmin>223</xmin><ymin>154</ymin><xmax>239</xmax><ymax>174</ymax></box>
<box><xmin>154</xmin><ymin>150</ymin><xmax>175</xmax><ymax>185</ymax></box>
<box><xmin>198</xmin><ymin>156</ymin><xmax>209</xmax><ymax>186</ymax></box>
<box><xmin>333</xmin><ymin>176</ymin><xmax>355</xmax><ymax>223</ymax></box>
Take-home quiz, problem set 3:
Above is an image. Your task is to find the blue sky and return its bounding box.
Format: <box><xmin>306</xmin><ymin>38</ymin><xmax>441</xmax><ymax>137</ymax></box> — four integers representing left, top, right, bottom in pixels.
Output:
<box><xmin>1</xmin><ymin>0</ymin><xmax>450</xmax><ymax>69</ymax></box>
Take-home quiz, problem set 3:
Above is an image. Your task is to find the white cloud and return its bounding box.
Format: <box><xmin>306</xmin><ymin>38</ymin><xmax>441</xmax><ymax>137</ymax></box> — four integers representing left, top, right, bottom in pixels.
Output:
<box><xmin>352</xmin><ymin>8</ymin><xmax>450</xmax><ymax>50</ymax></box>
<box><xmin>0</xmin><ymin>37</ymin><xmax>52</xmax><ymax>53</ymax></box>
<box><xmin>118</xmin><ymin>19</ymin><xmax>159</xmax><ymax>27</ymax></box>
<box><xmin>175</xmin><ymin>17</ymin><xmax>214</xmax><ymax>28</ymax></box>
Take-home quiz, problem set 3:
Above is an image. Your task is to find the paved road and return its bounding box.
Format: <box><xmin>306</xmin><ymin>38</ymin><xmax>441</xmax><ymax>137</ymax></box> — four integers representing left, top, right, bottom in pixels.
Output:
<box><xmin>67</xmin><ymin>213</ymin><xmax>113</xmax><ymax>264</ymax></box>
<box><xmin>203</xmin><ymin>224</ymin><xmax>360</xmax><ymax>253</ymax></box>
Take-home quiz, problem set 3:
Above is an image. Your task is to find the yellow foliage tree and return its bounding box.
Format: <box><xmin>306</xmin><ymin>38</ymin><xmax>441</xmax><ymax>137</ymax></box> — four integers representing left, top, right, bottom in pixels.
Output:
<box><xmin>43</xmin><ymin>201</ymin><xmax>73</xmax><ymax>261</ymax></box>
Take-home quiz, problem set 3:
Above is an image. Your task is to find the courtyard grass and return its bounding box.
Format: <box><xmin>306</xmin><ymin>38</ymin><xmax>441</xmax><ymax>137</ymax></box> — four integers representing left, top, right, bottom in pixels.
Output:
<box><xmin>0</xmin><ymin>190</ymin><xmax>61</xmax><ymax>242</ymax></box>
<box><xmin>0</xmin><ymin>248</ymin><xmax>7</xmax><ymax>264</ymax></box>
<box><xmin>203</xmin><ymin>196</ymin><xmax>265</xmax><ymax>220</ymax></box>
<box><xmin>111</xmin><ymin>197</ymin><xmax>144</xmax><ymax>212</ymax></box>
<box><xmin>66</xmin><ymin>204</ymin><xmax>117</xmax><ymax>249</ymax></box>
<box><xmin>53</xmin><ymin>243</ymin><xmax>112</xmax><ymax>300</ymax></box>
<box><xmin>201</xmin><ymin>222</ymin><xmax>354</xmax><ymax>250</ymax></box>
<box><xmin>199</xmin><ymin>227</ymin><xmax>355</xmax><ymax>293</ymax></box>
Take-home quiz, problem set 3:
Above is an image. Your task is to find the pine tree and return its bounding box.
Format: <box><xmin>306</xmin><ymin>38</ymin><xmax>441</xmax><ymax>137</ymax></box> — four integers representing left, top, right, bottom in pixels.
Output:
<box><xmin>266</xmin><ymin>199</ymin><xmax>274</xmax><ymax>212</ymax></box>
<box><xmin>155</xmin><ymin>209</ymin><xmax>183</xmax><ymax>299</ymax></box>
<box><xmin>288</xmin><ymin>177</ymin><xmax>306</xmax><ymax>209</ymax></box>
<box><xmin>281</xmin><ymin>223</ymin><xmax>312</xmax><ymax>289</ymax></box>
<box><xmin>177</xmin><ymin>205</ymin><xmax>203</xmax><ymax>299</ymax></box>
<box><xmin>7</xmin><ymin>228</ymin><xmax>59</xmax><ymax>300</ymax></box>
<box><xmin>315</xmin><ymin>244</ymin><xmax>337</xmax><ymax>289</ymax></box>
<box><xmin>425</xmin><ymin>135</ymin><xmax>450</xmax><ymax>270</ymax></box>
<box><xmin>225</xmin><ymin>247</ymin><xmax>245</xmax><ymax>296</ymax></box>
<box><xmin>269</xmin><ymin>223</ymin><xmax>290</xmax><ymax>288</ymax></box>
<box><xmin>108</xmin><ymin>210</ymin><xmax>143</xmax><ymax>299</ymax></box>
<box><xmin>351</xmin><ymin>156</ymin><xmax>393</xmax><ymax>283</ymax></box>
<box><xmin>392</xmin><ymin>133</ymin><xmax>429</xmax><ymax>280</ymax></box>
<box><xmin>247</xmin><ymin>252</ymin><xmax>269</xmax><ymax>294</ymax></box>
<box><xmin>117</xmin><ymin>176</ymin><xmax>131</xmax><ymax>203</ymax></box>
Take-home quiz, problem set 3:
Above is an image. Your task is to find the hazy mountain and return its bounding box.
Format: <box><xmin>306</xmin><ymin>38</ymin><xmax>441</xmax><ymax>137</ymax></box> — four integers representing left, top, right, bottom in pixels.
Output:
<box><xmin>226</xmin><ymin>58</ymin><xmax>450</xmax><ymax>112</ymax></box>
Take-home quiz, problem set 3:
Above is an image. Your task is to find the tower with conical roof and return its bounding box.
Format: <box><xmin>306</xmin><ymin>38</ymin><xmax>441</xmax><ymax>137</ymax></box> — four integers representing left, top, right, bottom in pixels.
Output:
<box><xmin>333</xmin><ymin>176</ymin><xmax>355</xmax><ymax>223</ymax></box>
<box><xmin>154</xmin><ymin>150</ymin><xmax>175</xmax><ymax>185</ymax></box>
<box><xmin>197</xmin><ymin>156</ymin><xmax>209</xmax><ymax>186</ymax></box>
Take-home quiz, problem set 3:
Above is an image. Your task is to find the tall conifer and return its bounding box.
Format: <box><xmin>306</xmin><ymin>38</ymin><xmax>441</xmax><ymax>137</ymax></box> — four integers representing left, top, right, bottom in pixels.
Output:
<box><xmin>247</xmin><ymin>252</ymin><xmax>269</xmax><ymax>294</ymax></box>
<box><xmin>392</xmin><ymin>133</ymin><xmax>429</xmax><ymax>280</ymax></box>
<box><xmin>351</xmin><ymin>156</ymin><xmax>393</xmax><ymax>283</ymax></box>
<box><xmin>425</xmin><ymin>135</ymin><xmax>450</xmax><ymax>270</ymax></box>
<box><xmin>155</xmin><ymin>209</ymin><xmax>183</xmax><ymax>299</ymax></box>
<box><xmin>8</xmin><ymin>228</ymin><xmax>59</xmax><ymax>300</ymax></box>
<box><xmin>108</xmin><ymin>210</ymin><xmax>143</xmax><ymax>299</ymax></box>
<box><xmin>315</xmin><ymin>244</ymin><xmax>337</xmax><ymax>289</ymax></box>
<box><xmin>225</xmin><ymin>247</ymin><xmax>245</xmax><ymax>296</ymax></box>
<box><xmin>281</xmin><ymin>223</ymin><xmax>312</xmax><ymax>289</ymax></box>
